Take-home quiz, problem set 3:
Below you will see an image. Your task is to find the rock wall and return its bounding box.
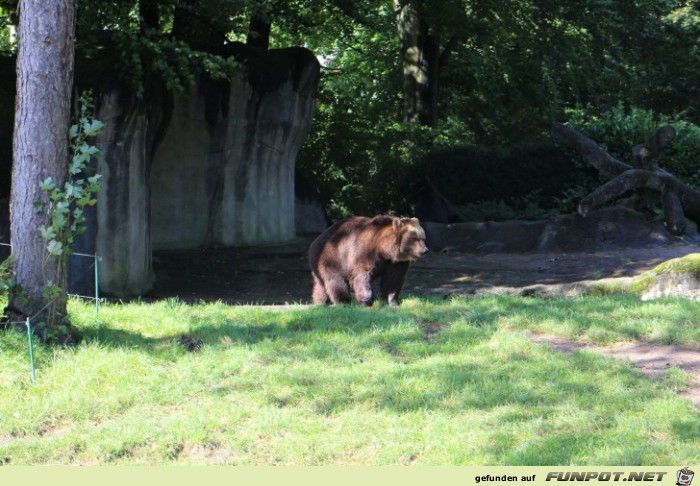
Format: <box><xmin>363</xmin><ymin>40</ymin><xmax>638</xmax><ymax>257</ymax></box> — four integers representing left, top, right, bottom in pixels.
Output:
<box><xmin>91</xmin><ymin>45</ymin><xmax>319</xmax><ymax>296</ymax></box>
<box><xmin>423</xmin><ymin>207</ymin><xmax>698</xmax><ymax>254</ymax></box>
<box><xmin>91</xmin><ymin>85</ymin><xmax>171</xmax><ymax>296</ymax></box>
<box><xmin>150</xmin><ymin>48</ymin><xmax>319</xmax><ymax>248</ymax></box>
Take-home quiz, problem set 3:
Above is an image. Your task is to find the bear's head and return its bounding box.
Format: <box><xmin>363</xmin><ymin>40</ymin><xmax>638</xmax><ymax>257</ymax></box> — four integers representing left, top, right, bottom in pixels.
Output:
<box><xmin>394</xmin><ymin>217</ymin><xmax>429</xmax><ymax>262</ymax></box>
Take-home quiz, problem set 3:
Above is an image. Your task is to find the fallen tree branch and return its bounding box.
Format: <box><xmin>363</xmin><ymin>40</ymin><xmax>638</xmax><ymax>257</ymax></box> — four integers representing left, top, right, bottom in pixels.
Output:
<box><xmin>551</xmin><ymin>122</ymin><xmax>632</xmax><ymax>177</ymax></box>
<box><xmin>553</xmin><ymin>123</ymin><xmax>700</xmax><ymax>236</ymax></box>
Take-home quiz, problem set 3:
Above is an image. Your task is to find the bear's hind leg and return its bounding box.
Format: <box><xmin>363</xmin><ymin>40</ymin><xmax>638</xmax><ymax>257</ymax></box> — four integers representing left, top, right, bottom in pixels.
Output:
<box><xmin>325</xmin><ymin>276</ymin><xmax>352</xmax><ymax>304</ymax></box>
<box><xmin>312</xmin><ymin>274</ymin><xmax>330</xmax><ymax>304</ymax></box>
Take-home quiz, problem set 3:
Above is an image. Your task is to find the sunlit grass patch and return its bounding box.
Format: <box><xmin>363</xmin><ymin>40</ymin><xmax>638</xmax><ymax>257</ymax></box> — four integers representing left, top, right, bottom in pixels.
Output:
<box><xmin>0</xmin><ymin>294</ymin><xmax>698</xmax><ymax>464</ymax></box>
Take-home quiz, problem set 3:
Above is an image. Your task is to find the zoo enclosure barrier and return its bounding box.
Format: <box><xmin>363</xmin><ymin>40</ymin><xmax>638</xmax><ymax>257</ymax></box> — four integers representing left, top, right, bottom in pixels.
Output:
<box><xmin>0</xmin><ymin>241</ymin><xmax>103</xmax><ymax>383</ymax></box>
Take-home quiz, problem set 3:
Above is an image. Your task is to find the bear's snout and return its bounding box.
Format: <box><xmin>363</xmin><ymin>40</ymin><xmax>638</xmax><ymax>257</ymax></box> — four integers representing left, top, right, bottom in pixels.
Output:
<box><xmin>414</xmin><ymin>245</ymin><xmax>428</xmax><ymax>259</ymax></box>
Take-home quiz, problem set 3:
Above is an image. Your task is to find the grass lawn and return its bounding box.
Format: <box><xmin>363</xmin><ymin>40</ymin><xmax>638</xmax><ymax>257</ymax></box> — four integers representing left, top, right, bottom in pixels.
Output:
<box><xmin>0</xmin><ymin>294</ymin><xmax>699</xmax><ymax>465</ymax></box>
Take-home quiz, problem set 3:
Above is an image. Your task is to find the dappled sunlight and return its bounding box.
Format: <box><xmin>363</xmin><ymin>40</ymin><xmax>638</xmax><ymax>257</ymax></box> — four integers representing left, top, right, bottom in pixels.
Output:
<box><xmin>0</xmin><ymin>294</ymin><xmax>697</xmax><ymax>464</ymax></box>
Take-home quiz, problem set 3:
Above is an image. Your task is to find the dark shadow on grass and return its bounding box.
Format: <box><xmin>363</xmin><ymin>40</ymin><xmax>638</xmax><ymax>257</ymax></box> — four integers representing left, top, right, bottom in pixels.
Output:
<box><xmin>77</xmin><ymin>295</ymin><xmax>700</xmax><ymax>360</ymax></box>
<box><xmin>78</xmin><ymin>303</ymin><xmax>432</xmax><ymax>358</ymax></box>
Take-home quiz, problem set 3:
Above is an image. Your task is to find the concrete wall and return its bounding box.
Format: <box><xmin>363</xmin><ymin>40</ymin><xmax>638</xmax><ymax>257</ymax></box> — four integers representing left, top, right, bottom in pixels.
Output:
<box><xmin>91</xmin><ymin>45</ymin><xmax>320</xmax><ymax>296</ymax></box>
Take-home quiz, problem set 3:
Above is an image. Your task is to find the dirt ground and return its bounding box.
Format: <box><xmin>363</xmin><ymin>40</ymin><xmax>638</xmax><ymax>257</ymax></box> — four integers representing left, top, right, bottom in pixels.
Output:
<box><xmin>528</xmin><ymin>333</ymin><xmax>700</xmax><ymax>409</ymax></box>
<box><xmin>150</xmin><ymin>238</ymin><xmax>700</xmax><ymax>304</ymax></box>
<box><xmin>150</xmin><ymin>239</ymin><xmax>700</xmax><ymax>408</ymax></box>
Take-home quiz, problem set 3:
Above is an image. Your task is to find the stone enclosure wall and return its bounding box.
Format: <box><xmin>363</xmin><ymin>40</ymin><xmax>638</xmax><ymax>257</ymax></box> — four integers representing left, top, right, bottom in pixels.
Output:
<box><xmin>88</xmin><ymin>45</ymin><xmax>320</xmax><ymax>296</ymax></box>
<box><xmin>0</xmin><ymin>46</ymin><xmax>321</xmax><ymax>297</ymax></box>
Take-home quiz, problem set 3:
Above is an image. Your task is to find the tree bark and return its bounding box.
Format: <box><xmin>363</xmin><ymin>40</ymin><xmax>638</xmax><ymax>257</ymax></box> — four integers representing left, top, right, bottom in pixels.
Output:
<box><xmin>247</xmin><ymin>10</ymin><xmax>271</xmax><ymax>50</ymax></box>
<box><xmin>632</xmin><ymin>125</ymin><xmax>676</xmax><ymax>170</ymax></box>
<box><xmin>393</xmin><ymin>0</ymin><xmax>439</xmax><ymax>127</ymax></box>
<box><xmin>6</xmin><ymin>0</ymin><xmax>75</xmax><ymax>338</ymax></box>
<box><xmin>139</xmin><ymin>0</ymin><xmax>160</xmax><ymax>31</ymax></box>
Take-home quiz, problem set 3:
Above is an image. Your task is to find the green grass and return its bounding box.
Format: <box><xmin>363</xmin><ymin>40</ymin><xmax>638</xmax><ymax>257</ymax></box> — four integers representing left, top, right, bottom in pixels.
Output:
<box><xmin>0</xmin><ymin>295</ymin><xmax>699</xmax><ymax>465</ymax></box>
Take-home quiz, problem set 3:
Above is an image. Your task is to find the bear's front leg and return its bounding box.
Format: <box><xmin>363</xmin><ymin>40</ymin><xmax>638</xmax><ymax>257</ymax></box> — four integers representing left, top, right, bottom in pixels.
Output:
<box><xmin>350</xmin><ymin>273</ymin><xmax>374</xmax><ymax>306</ymax></box>
<box><xmin>380</xmin><ymin>261</ymin><xmax>410</xmax><ymax>306</ymax></box>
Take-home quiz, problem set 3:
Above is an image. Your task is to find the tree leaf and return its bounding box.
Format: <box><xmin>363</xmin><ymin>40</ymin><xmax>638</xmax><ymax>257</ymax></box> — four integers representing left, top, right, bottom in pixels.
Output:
<box><xmin>46</xmin><ymin>240</ymin><xmax>63</xmax><ymax>257</ymax></box>
<box><xmin>39</xmin><ymin>177</ymin><xmax>55</xmax><ymax>191</ymax></box>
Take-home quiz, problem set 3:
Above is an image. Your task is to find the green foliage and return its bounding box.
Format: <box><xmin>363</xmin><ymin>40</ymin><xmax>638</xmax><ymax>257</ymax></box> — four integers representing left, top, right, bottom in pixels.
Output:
<box><xmin>417</xmin><ymin>142</ymin><xmax>598</xmax><ymax>210</ymax></box>
<box><xmin>297</xmin><ymin>5</ymin><xmax>412</xmax><ymax>219</ymax></box>
<box><xmin>297</xmin><ymin>0</ymin><xmax>700</xmax><ymax>218</ymax></box>
<box><xmin>0</xmin><ymin>4</ymin><xmax>15</xmax><ymax>54</ymax></box>
<box><xmin>0</xmin><ymin>255</ymin><xmax>13</xmax><ymax>294</ymax></box>
<box><xmin>38</xmin><ymin>93</ymin><xmax>103</xmax><ymax>260</ymax></box>
<box><xmin>458</xmin><ymin>193</ymin><xmax>558</xmax><ymax>222</ymax></box>
<box><xmin>109</xmin><ymin>30</ymin><xmax>239</xmax><ymax>97</ymax></box>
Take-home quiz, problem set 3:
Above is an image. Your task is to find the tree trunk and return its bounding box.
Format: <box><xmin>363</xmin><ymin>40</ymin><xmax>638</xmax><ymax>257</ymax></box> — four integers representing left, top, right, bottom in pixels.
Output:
<box><xmin>173</xmin><ymin>0</ymin><xmax>225</xmax><ymax>51</ymax></box>
<box><xmin>139</xmin><ymin>0</ymin><xmax>160</xmax><ymax>31</ymax></box>
<box><xmin>5</xmin><ymin>0</ymin><xmax>75</xmax><ymax>340</ymax></box>
<box><xmin>247</xmin><ymin>10</ymin><xmax>271</xmax><ymax>50</ymax></box>
<box><xmin>393</xmin><ymin>0</ymin><xmax>439</xmax><ymax>127</ymax></box>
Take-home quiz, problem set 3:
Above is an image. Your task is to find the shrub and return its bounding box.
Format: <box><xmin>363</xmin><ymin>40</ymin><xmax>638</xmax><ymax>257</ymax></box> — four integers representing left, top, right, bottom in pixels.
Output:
<box><xmin>413</xmin><ymin>141</ymin><xmax>598</xmax><ymax>210</ymax></box>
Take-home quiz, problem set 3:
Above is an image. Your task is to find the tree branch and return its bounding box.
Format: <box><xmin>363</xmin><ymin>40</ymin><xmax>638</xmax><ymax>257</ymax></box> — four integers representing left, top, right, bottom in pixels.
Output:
<box><xmin>577</xmin><ymin>169</ymin><xmax>669</xmax><ymax>217</ymax></box>
<box><xmin>438</xmin><ymin>33</ymin><xmax>459</xmax><ymax>73</ymax></box>
<box><xmin>632</xmin><ymin>125</ymin><xmax>676</xmax><ymax>170</ymax></box>
<box><xmin>662</xmin><ymin>190</ymin><xmax>686</xmax><ymax>236</ymax></box>
<box><xmin>554</xmin><ymin>122</ymin><xmax>700</xmax><ymax>233</ymax></box>
<box><xmin>551</xmin><ymin>122</ymin><xmax>632</xmax><ymax>177</ymax></box>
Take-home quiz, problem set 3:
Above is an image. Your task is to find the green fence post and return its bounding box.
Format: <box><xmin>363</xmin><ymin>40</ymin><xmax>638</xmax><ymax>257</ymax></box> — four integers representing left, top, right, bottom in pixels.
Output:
<box><xmin>26</xmin><ymin>318</ymin><xmax>36</xmax><ymax>384</ymax></box>
<box><xmin>95</xmin><ymin>254</ymin><xmax>100</xmax><ymax>315</ymax></box>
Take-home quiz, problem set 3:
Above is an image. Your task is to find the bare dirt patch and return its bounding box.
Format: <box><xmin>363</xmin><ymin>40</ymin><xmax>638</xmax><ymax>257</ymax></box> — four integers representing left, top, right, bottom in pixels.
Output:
<box><xmin>421</xmin><ymin>322</ymin><xmax>447</xmax><ymax>340</ymax></box>
<box><xmin>527</xmin><ymin>332</ymin><xmax>700</xmax><ymax>408</ymax></box>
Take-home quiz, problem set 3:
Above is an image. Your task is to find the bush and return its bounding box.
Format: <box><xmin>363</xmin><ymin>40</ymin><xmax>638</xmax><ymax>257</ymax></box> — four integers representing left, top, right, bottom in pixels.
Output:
<box><xmin>299</xmin><ymin>133</ymin><xmax>600</xmax><ymax>222</ymax></box>
<box><xmin>458</xmin><ymin>193</ymin><xmax>559</xmax><ymax>221</ymax></box>
<box><xmin>413</xmin><ymin>141</ymin><xmax>598</xmax><ymax>210</ymax></box>
<box><xmin>0</xmin><ymin>256</ymin><xmax>13</xmax><ymax>295</ymax></box>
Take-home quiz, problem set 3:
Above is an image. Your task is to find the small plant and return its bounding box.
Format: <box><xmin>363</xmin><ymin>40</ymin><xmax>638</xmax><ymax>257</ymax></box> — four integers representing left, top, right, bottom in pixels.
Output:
<box><xmin>458</xmin><ymin>192</ymin><xmax>557</xmax><ymax>222</ymax></box>
<box><xmin>0</xmin><ymin>255</ymin><xmax>14</xmax><ymax>295</ymax></box>
<box><xmin>34</xmin><ymin>92</ymin><xmax>103</xmax><ymax>333</ymax></box>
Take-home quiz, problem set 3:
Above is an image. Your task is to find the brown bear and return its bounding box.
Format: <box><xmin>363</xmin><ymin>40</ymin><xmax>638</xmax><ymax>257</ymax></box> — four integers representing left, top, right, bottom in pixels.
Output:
<box><xmin>308</xmin><ymin>215</ymin><xmax>429</xmax><ymax>306</ymax></box>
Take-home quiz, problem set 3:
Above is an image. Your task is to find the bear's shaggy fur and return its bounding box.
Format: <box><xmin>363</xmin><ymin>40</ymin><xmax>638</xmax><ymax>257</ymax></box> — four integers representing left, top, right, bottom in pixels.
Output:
<box><xmin>308</xmin><ymin>215</ymin><xmax>429</xmax><ymax>306</ymax></box>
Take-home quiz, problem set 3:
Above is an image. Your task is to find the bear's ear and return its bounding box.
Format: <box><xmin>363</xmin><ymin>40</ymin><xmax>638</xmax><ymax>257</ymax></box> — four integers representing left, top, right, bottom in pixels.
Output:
<box><xmin>400</xmin><ymin>217</ymin><xmax>420</xmax><ymax>225</ymax></box>
<box><xmin>392</xmin><ymin>217</ymin><xmax>403</xmax><ymax>231</ymax></box>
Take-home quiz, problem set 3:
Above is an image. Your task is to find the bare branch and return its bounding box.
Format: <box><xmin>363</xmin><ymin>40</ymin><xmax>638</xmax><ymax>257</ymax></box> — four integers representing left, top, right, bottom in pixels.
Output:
<box><xmin>662</xmin><ymin>190</ymin><xmax>686</xmax><ymax>236</ymax></box>
<box><xmin>632</xmin><ymin>125</ymin><xmax>676</xmax><ymax>170</ymax></box>
<box><xmin>551</xmin><ymin>122</ymin><xmax>632</xmax><ymax>177</ymax></box>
